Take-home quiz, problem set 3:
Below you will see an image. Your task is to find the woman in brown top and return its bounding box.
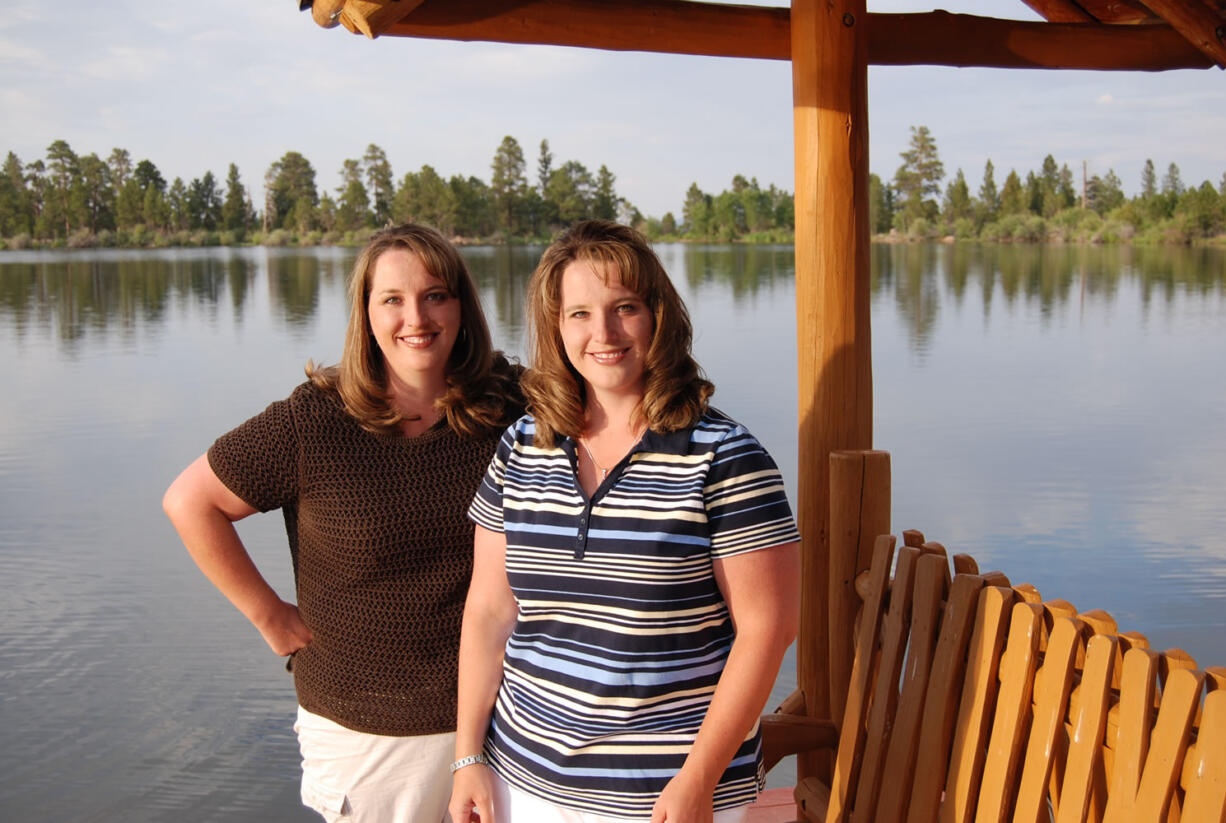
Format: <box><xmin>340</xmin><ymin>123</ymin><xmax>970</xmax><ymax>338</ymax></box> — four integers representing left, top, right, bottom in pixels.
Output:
<box><xmin>163</xmin><ymin>224</ymin><xmax>521</xmax><ymax>823</ymax></box>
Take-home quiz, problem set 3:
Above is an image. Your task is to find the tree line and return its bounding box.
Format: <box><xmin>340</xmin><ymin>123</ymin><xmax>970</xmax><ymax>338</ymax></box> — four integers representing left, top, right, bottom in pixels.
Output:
<box><xmin>874</xmin><ymin>125</ymin><xmax>1226</xmax><ymax>244</ymax></box>
<box><xmin>0</xmin><ymin>136</ymin><xmax>633</xmax><ymax>249</ymax></box>
<box><xmin>1</xmin><ymin>129</ymin><xmax>1222</xmax><ymax>249</ymax></box>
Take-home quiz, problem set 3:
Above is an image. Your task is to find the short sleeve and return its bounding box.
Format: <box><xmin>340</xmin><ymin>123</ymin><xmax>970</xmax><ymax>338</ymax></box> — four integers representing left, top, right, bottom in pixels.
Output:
<box><xmin>207</xmin><ymin>392</ymin><xmax>300</xmax><ymax>513</ymax></box>
<box><xmin>467</xmin><ymin>421</ymin><xmax>518</xmax><ymax>533</ymax></box>
<box><xmin>703</xmin><ymin>424</ymin><xmax>800</xmax><ymax>559</ymax></box>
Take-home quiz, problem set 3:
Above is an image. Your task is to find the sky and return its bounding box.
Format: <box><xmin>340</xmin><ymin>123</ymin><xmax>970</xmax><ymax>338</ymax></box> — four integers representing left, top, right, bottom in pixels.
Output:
<box><xmin>1</xmin><ymin>0</ymin><xmax>1223</xmax><ymax>219</ymax></box>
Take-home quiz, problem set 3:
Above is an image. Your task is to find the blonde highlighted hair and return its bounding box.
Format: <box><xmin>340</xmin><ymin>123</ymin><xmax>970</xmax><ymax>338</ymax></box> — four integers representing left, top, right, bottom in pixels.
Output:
<box><xmin>522</xmin><ymin>220</ymin><xmax>713</xmax><ymax>445</ymax></box>
<box><xmin>308</xmin><ymin>223</ymin><xmax>522</xmax><ymax>438</ymax></box>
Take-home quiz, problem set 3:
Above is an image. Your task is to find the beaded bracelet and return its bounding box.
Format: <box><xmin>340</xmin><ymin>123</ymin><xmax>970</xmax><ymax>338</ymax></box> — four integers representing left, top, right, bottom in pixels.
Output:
<box><xmin>449</xmin><ymin>753</ymin><xmax>490</xmax><ymax>773</ymax></box>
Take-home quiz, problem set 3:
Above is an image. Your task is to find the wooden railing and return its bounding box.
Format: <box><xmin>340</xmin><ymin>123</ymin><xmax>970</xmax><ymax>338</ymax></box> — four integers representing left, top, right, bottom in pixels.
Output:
<box><xmin>761</xmin><ymin>451</ymin><xmax>1226</xmax><ymax>822</ymax></box>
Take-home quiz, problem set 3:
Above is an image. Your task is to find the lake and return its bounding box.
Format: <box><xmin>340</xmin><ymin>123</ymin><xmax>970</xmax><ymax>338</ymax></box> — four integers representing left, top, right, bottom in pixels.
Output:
<box><xmin>1</xmin><ymin>241</ymin><xmax>1223</xmax><ymax>821</ymax></box>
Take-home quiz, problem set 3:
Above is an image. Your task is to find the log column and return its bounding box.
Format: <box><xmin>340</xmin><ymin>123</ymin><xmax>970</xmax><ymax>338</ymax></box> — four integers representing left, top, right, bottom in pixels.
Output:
<box><xmin>791</xmin><ymin>0</ymin><xmax>873</xmax><ymax>787</ymax></box>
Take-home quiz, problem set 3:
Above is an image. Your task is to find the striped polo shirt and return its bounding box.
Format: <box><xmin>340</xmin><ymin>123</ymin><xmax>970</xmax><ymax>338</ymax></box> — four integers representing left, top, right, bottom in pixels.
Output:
<box><xmin>468</xmin><ymin>409</ymin><xmax>800</xmax><ymax>818</ymax></box>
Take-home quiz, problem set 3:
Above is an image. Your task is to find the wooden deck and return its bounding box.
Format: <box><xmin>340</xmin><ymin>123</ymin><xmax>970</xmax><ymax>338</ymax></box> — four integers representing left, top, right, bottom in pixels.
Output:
<box><xmin>747</xmin><ymin>787</ymin><xmax>797</xmax><ymax>823</ymax></box>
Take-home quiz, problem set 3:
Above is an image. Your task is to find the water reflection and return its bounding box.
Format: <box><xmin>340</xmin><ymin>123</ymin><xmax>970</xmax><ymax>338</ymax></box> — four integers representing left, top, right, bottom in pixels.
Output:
<box><xmin>4</xmin><ymin>244</ymin><xmax>1220</xmax><ymax>353</ymax></box>
<box><xmin>1</xmin><ymin>242</ymin><xmax>1224</xmax><ymax>820</ymax></box>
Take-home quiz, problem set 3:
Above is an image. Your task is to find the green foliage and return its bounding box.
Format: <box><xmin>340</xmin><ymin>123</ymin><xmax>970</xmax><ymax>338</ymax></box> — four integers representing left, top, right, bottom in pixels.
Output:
<box><xmin>2</xmin><ymin>131</ymin><xmax>1221</xmax><ymax>248</ymax></box>
<box><xmin>490</xmin><ymin>135</ymin><xmax>528</xmax><ymax>235</ymax></box>
<box><xmin>266</xmin><ymin>151</ymin><xmax>317</xmax><ymax>231</ymax></box>
<box><xmin>893</xmin><ymin>125</ymin><xmax>944</xmax><ymax>229</ymax></box>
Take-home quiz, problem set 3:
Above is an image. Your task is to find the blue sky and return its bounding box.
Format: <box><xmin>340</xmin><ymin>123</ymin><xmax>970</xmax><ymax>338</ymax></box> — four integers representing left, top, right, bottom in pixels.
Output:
<box><xmin>2</xmin><ymin>0</ymin><xmax>1222</xmax><ymax>218</ymax></box>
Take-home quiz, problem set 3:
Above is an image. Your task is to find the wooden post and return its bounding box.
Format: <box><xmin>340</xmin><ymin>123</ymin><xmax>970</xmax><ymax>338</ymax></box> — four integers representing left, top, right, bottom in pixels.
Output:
<box><xmin>791</xmin><ymin>0</ymin><xmax>873</xmax><ymax>789</ymax></box>
<box><xmin>828</xmin><ymin>450</ymin><xmax>890</xmax><ymax>725</ymax></box>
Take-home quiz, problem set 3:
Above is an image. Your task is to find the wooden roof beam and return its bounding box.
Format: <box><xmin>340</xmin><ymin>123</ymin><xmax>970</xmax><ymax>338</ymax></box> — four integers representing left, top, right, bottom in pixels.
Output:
<box><xmin>1019</xmin><ymin>0</ymin><xmax>1096</xmax><ymax>24</ymax></box>
<box><xmin>870</xmin><ymin>11</ymin><xmax>1213</xmax><ymax>70</ymax></box>
<box><xmin>1021</xmin><ymin>0</ymin><xmax>1159</xmax><ymax>25</ymax></box>
<box><xmin>1139</xmin><ymin>0</ymin><xmax>1226</xmax><ymax>67</ymax></box>
<box><xmin>326</xmin><ymin>0</ymin><xmax>428</xmax><ymax>39</ymax></box>
<box><xmin>376</xmin><ymin>2</ymin><xmax>1215</xmax><ymax>71</ymax></box>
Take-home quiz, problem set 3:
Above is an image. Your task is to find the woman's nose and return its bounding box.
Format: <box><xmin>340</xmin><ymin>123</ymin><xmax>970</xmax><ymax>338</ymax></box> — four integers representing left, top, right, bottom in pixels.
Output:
<box><xmin>594</xmin><ymin>311</ymin><xmax>617</xmax><ymax>342</ymax></box>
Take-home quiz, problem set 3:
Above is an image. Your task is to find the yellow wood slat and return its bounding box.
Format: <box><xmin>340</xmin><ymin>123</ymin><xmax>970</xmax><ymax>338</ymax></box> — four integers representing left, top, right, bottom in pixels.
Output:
<box><xmin>906</xmin><ymin>573</ymin><xmax>987</xmax><ymax>823</ymax></box>
<box><xmin>976</xmin><ymin>602</ymin><xmax>1044</xmax><ymax>823</ymax></box>
<box><xmin>982</xmin><ymin>570</ymin><xmax>1013</xmax><ymax>588</ymax></box>
<box><xmin>1014</xmin><ymin>583</ymin><xmax>1042</xmax><ymax>604</ymax></box>
<box><xmin>875</xmin><ymin>553</ymin><xmax>950</xmax><ymax>823</ymax></box>
<box><xmin>828</xmin><ymin>452</ymin><xmax>892</xmax><ymax>730</ymax></box>
<box><xmin>952</xmin><ymin>553</ymin><xmax>979</xmax><ymax>575</ymax></box>
<box><xmin>939</xmin><ymin>586</ymin><xmax>1015</xmax><ymax>823</ymax></box>
<box><xmin>794</xmin><ymin>775</ymin><xmax>831</xmax><ymax>823</ymax></box>
<box><xmin>824</xmin><ymin>534</ymin><xmax>896</xmax><ymax>823</ymax></box>
<box><xmin>1040</xmin><ymin>600</ymin><xmax>1078</xmax><ymax>652</ymax></box>
<box><xmin>1180</xmin><ymin>689</ymin><xmax>1226</xmax><ymax>821</ymax></box>
<box><xmin>1013</xmin><ymin>617</ymin><xmax>1081</xmax><ymax>823</ymax></box>
<box><xmin>1103</xmin><ymin>647</ymin><xmax>1160</xmax><ymax>822</ymax></box>
<box><xmin>848</xmin><ymin>546</ymin><xmax>921</xmax><ymax>823</ymax></box>
<box><xmin>1133</xmin><ymin>667</ymin><xmax>1207</xmax><ymax>820</ymax></box>
<box><xmin>1054</xmin><ymin>633</ymin><xmax>1117</xmax><ymax>823</ymax></box>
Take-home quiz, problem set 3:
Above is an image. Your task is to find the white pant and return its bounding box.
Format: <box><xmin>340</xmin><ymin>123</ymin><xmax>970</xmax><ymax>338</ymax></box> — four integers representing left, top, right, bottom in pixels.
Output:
<box><xmin>490</xmin><ymin>770</ymin><xmax>751</xmax><ymax>823</ymax></box>
<box><xmin>294</xmin><ymin>705</ymin><xmax>454</xmax><ymax>823</ymax></box>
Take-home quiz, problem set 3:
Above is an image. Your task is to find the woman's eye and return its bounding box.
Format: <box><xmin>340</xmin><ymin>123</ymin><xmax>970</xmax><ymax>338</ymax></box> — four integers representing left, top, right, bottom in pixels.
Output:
<box><xmin>618</xmin><ymin>302</ymin><xmax>639</xmax><ymax>314</ymax></box>
<box><xmin>569</xmin><ymin>310</ymin><xmax>588</xmax><ymax>320</ymax></box>
<box><xmin>426</xmin><ymin>291</ymin><xmax>450</xmax><ymax>303</ymax></box>
<box><xmin>384</xmin><ymin>296</ymin><xmax>401</xmax><ymax>305</ymax></box>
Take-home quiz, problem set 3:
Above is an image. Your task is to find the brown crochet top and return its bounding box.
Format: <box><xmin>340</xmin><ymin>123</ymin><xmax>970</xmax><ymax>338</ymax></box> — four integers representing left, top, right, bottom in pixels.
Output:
<box><xmin>208</xmin><ymin>382</ymin><xmax>502</xmax><ymax>736</ymax></box>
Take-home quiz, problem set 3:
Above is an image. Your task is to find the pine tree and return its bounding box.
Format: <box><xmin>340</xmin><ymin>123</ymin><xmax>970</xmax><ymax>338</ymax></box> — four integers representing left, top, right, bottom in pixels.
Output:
<box><xmin>490</xmin><ymin>136</ymin><xmax>527</xmax><ymax>235</ymax></box>
<box><xmin>593</xmin><ymin>165</ymin><xmax>617</xmax><ymax>221</ymax></box>
<box><xmin>362</xmin><ymin>144</ymin><xmax>394</xmax><ymax>227</ymax></box>
<box><xmin>976</xmin><ymin>160</ymin><xmax>999</xmax><ymax>227</ymax></box>
<box><xmin>1140</xmin><ymin>159</ymin><xmax>1157</xmax><ymax>198</ymax></box>
<box><xmin>221</xmin><ymin>163</ymin><xmax>249</xmax><ymax>234</ymax></box>
<box><xmin>942</xmin><ymin>168</ymin><xmax>972</xmax><ymax>225</ymax></box>
<box><xmin>266</xmin><ymin>151</ymin><xmax>318</xmax><ymax>231</ymax></box>
<box><xmin>335</xmin><ymin>158</ymin><xmax>371</xmax><ymax>232</ymax></box>
<box><xmin>892</xmin><ymin>125</ymin><xmax>944</xmax><ymax>229</ymax></box>
<box><xmin>999</xmin><ymin>170</ymin><xmax>1026</xmax><ymax>216</ymax></box>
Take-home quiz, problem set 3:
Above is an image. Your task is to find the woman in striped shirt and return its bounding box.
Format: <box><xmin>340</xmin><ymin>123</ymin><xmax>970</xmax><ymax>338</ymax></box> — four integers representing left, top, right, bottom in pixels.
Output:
<box><xmin>449</xmin><ymin>220</ymin><xmax>801</xmax><ymax>823</ymax></box>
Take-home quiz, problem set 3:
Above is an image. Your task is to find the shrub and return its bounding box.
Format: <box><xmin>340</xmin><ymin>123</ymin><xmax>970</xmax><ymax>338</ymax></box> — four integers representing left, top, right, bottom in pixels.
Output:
<box><xmin>907</xmin><ymin>217</ymin><xmax>932</xmax><ymax>239</ymax></box>
<box><xmin>67</xmin><ymin>229</ymin><xmax>97</xmax><ymax>248</ymax></box>
<box><xmin>264</xmin><ymin>229</ymin><xmax>291</xmax><ymax>247</ymax></box>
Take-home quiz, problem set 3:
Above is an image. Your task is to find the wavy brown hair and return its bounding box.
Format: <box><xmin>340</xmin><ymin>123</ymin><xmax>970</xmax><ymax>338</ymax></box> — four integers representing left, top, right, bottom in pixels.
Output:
<box><xmin>308</xmin><ymin>224</ymin><xmax>522</xmax><ymax>438</ymax></box>
<box><xmin>523</xmin><ymin>220</ymin><xmax>713</xmax><ymax>445</ymax></box>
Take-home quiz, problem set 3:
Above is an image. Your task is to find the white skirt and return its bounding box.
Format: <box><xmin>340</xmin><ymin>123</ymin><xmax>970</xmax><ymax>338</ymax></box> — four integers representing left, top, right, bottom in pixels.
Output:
<box><xmin>491</xmin><ymin>769</ymin><xmax>751</xmax><ymax>823</ymax></box>
<box><xmin>294</xmin><ymin>705</ymin><xmax>455</xmax><ymax>823</ymax></box>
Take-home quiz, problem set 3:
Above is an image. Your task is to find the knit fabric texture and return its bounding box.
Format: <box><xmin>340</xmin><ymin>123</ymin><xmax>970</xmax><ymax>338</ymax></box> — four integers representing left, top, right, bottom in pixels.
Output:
<box><xmin>207</xmin><ymin>381</ymin><xmax>500</xmax><ymax>736</ymax></box>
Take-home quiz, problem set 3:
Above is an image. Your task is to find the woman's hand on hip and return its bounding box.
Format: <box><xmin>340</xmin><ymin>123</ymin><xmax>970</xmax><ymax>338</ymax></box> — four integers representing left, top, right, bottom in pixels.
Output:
<box><xmin>254</xmin><ymin>599</ymin><xmax>313</xmax><ymax>657</ymax></box>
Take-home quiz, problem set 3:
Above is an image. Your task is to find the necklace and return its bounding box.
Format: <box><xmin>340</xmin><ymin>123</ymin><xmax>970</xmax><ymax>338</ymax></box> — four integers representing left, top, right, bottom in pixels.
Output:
<box><xmin>580</xmin><ymin>438</ymin><xmax>611</xmax><ymax>481</ymax></box>
<box><xmin>579</xmin><ymin>424</ymin><xmax>645</xmax><ymax>482</ymax></box>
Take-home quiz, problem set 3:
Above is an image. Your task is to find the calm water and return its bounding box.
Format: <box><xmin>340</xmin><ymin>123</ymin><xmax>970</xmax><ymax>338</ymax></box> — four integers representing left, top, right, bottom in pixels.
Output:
<box><xmin>1</xmin><ymin>242</ymin><xmax>1224</xmax><ymax>821</ymax></box>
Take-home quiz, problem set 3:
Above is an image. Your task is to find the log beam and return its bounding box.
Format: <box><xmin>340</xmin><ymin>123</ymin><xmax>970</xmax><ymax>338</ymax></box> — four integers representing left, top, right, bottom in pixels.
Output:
<box><xmin>337</xmin><ymin>0</ymin><xmax>427</xmax><ymax>39</ymax></box>
<box><xmin>1020</xmin><ymin>0</ymin><xmax>1096</xmax><ymax>23</ymax></box>
<box><xmin>1140</xmin><ymin>0</ymin><xmax>1226</xmax><ymax>67</ymax></box>
<box><xmin>387</xmin><ymin>0</ymin><xmax>791</xmax><ymax>59</ymax></box>
<box><xmin>868</xmin><ymin>11</ymin><xmax>1213</xmax><ymax>69</ymax></box>
<box><xmin>791</xmin><ymin>0</ymin><xmax>872</xmax><ymax>794</ymax></box>
<box><xmin>372</xmin><ymin>1</ymin><xmax>1215</xmax><ymax>70</ymax></box>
